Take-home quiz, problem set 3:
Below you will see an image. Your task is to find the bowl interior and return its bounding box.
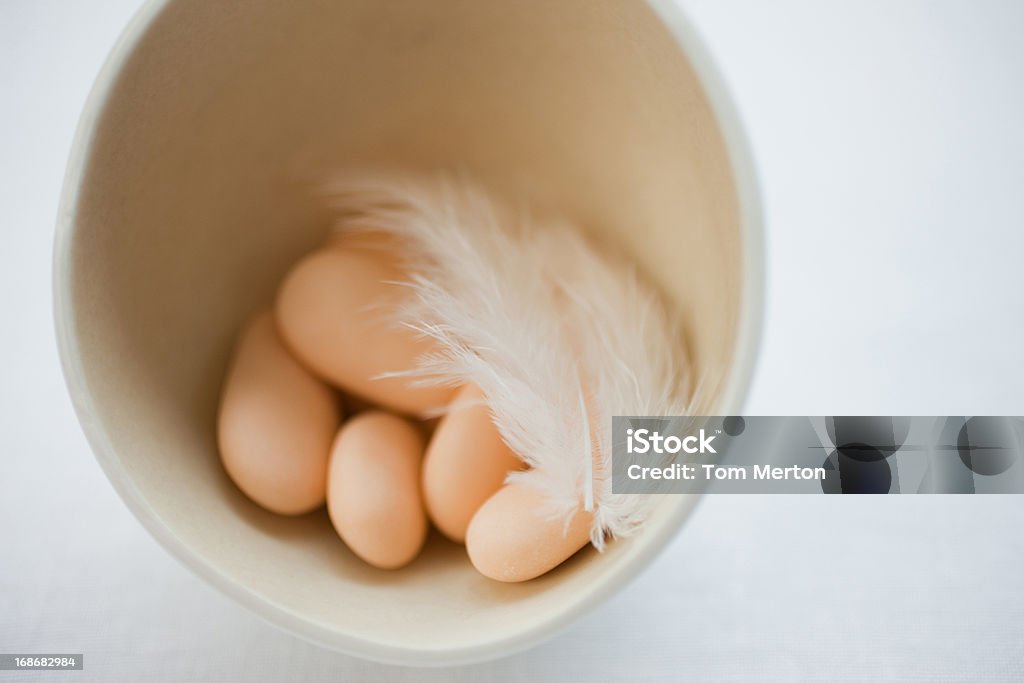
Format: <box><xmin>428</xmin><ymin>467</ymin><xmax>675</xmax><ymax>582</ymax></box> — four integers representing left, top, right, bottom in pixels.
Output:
<box><xmin>60</xmin><ymin>0</ymin><xmax>748</xmax><ymax>664</ymax></box>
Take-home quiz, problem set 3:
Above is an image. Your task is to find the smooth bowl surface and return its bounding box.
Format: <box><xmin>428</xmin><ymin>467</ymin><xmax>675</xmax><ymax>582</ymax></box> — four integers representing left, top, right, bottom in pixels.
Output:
<box><xmin>54</xmin><ymin>0</ymin><xmax>762</xmax><ymax>665</ymax></box>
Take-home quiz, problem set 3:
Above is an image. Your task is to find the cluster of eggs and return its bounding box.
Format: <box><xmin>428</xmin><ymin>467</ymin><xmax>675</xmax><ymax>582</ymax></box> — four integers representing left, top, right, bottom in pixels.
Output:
<box><xmin>217</xmin><ymin>232</ymin><xmax>592</xmax><ymax>581</ymax></box>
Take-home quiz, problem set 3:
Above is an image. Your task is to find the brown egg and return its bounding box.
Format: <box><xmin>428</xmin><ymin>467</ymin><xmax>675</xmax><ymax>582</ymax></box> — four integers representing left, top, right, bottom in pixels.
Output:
<box><xmin>327</xmin><ymin>411</ymin><xmax>428</xmax><ymax>569</ymax></box>
<box><xmin>275</xmin><ymin>233</ymin><xmax>456</xmax><ymax>415</ymax></box>
<box><xmin>422</xmin><ymin>385</ymin><xmax>524</xmax><ymax>543</ymax></box>
<box><xmin>217</xmin><ymin>312</ymin><xmax>342</xmax><ymax>515</ymax></box>
<box><xmin>466</xmin><ymin>483</ymin><xmax>593</xmax><ymax>582</ymax></box>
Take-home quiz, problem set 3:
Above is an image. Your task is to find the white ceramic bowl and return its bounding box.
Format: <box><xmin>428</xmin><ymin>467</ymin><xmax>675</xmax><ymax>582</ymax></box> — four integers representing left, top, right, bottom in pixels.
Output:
<box><xmin>54</xmin><ymin>0</ymin><xmax>762</xmax><ymax>666</ymax></box>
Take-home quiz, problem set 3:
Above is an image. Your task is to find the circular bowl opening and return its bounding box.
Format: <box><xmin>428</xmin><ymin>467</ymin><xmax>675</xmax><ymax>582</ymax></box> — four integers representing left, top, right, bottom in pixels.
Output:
<box><xmin>55</xmin><ymin>0</ymin><xmax>762</xmax><ymax>665</ymax></box>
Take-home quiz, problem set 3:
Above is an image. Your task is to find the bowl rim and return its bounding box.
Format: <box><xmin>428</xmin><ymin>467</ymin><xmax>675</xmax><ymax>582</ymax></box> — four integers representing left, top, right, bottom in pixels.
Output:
<box><xmin>52</xmin><ymin>0</ymin><xmax>764</xmax><ymax>666</ymax></box>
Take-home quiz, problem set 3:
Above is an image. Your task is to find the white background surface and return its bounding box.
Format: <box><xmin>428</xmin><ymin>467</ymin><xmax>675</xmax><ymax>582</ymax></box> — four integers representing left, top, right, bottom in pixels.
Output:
<box><xmin>2</xmin><ymin>0</ymin><xmax>1023</xmax><ymax>680</ymax></box>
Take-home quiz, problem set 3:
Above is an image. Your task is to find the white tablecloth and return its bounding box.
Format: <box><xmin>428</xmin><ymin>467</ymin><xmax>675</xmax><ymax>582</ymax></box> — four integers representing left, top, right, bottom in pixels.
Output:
<box><xmin>3</xmin><ymin>1</ymin><xmax>1023</xmax><ymax>680</ymax></box>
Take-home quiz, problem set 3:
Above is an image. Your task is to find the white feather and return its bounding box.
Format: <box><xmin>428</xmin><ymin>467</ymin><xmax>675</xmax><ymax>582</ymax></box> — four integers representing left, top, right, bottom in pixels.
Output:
<box><xmin>322</xmin><ymin>172</ymin><xmax>696</xmax><ymax>548</ymax></box>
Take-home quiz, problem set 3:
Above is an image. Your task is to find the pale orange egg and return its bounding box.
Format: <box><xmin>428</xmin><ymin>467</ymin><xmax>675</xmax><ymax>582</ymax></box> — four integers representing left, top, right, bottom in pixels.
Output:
<box><xmin>466</xmin><ymin>483</ymin><xmax>593</xmax><ymax>582</ymax></box>
<box><xmin>422</xmin><ymin>385</ymin><xmax>524</xmax><ymax>543</ymax></box>
<box><xmin>275</xmin><ymin>234</ymin><xmax>456</xmax><ymax>415</ymax></box>
<box><xmin>327</xmin><ymin>411</ymin><xmax>429</xmax><ymax>569</ymax></box>
<box><xmin>217</xmin><ymin>312</ymin><xmax>342</xmax><ymax>515</ymax></box>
